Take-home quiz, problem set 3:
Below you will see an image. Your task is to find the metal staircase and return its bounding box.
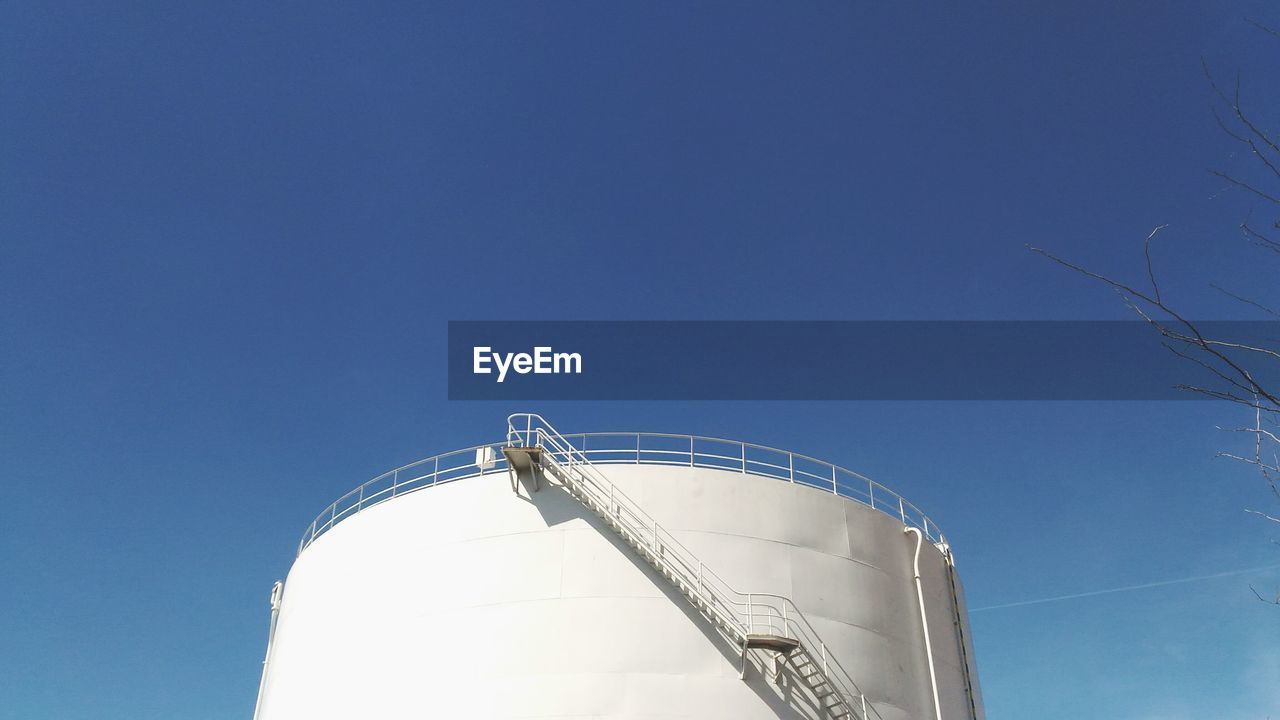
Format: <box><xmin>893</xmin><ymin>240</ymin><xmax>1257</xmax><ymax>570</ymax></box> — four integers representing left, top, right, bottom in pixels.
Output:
<box><xmin>504</xmin><ymin>413</ymin><xmax>883</xmax><ymax>720</ymax></box>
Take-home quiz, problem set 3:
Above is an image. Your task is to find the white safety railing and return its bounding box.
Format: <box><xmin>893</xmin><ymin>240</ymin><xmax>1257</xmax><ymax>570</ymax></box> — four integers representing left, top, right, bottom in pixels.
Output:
<box><xmin>296</xmin><ymin>442</ymin><xmax>506</xmax><ymax>555</ymax></box>
<box><xmin>298</xmin><ymin>425</ymin><xmax>946</xmax><ymax>560</ymax></box>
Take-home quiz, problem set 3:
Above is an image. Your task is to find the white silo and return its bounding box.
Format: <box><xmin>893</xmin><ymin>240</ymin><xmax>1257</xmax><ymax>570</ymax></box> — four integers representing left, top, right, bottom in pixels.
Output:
<box><xmin>252</xmin><ymin>413</ymin><xmax>984</xmax><ymax>720</ymax></box>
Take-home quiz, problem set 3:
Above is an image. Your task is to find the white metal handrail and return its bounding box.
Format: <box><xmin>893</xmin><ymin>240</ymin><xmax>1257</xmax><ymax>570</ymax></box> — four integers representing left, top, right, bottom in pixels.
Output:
<box><xmin>507</xmin><ymin>413</ymin><xmax>885</xmax><ymax>720</ymax></box>
<box><xmin>298</xmin><ymin>426</ymin><xmax>946</xmax><ymax>562</ymax></box>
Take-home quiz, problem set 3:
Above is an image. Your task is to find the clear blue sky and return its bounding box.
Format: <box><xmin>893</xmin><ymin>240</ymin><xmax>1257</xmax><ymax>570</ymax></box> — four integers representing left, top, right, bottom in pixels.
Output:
<box><xmin>4</xmin><ymin>3</ymin><xmax>1280</xmax><ymax>718</ymax></box>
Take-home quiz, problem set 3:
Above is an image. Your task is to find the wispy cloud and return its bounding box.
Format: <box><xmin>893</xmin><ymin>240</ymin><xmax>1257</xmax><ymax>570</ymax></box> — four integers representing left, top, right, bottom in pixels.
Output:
<box><xmin>971</xmin><ymin>563</ymin><xmax>1280</xmax><ymax>612</ymax></box>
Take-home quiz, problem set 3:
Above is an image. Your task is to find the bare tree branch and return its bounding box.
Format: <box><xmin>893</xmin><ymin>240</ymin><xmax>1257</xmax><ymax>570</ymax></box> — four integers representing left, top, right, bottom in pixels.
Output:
<box><xmin>1211</xmin><ymin>170</ymin><xmax>1280</xmax><ymax>205</ymax></box>
<box><xmin>1240</xmin><ymin>221</ymin><xmax>1280</xmax><ymax>253</ymax></box>
<box><xmin>1144</xmin><ymin>225</ymin><xmax>1168</xmax><ymax>304</ymax></box>
<box><xmin>1041</xmin><ymin>34</ymin><xmax>1280</xmax><ymax>594</ymax></box>
<box><xmin>1245</xmin><ymin>18</ymin><xmax>1280</xmax><ymax>41</ymax></box>
<box><xmin>1031</xmin><ymin>242</ymin><xmax>1280</xmax><ymax>407</ymax></box>
<box><xmin>1246</xmin><ymin>508</ymin><xmax>1280</xmax><ymax>524</ymax></box>
<box><xmin>1249</xmin><ymin>584</ymin><xmax>1280</xmax><ymax>605</ymax></box>
<box><xmin>1163</xmin><ymin>341</ymin><xmax>1261</xmax><ymax>398</ymax></box>
<box><xmin>1210</xmin><ymin>283</ymin><xmax>1280</xmax><ymax>317</ymax></box>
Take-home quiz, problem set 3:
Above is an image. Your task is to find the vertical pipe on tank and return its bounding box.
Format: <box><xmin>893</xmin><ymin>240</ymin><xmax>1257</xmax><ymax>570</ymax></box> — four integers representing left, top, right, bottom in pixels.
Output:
<box><xmin>252</xmin><ymin>580</ymin><xmax>284</xmax><ymax>720</ymax></box>
<box><xmin>906</xmin><ymin>526</ymin><xmax>943</xmax><ymax>720</ymax></box>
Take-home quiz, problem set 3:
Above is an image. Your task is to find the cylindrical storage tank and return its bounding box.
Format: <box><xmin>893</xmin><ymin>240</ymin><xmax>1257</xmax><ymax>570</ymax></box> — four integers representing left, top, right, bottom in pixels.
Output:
<box><xmin>254</xmin><ymin>424</ymin><xmax>984</xmax><ymax>720</ymax></box>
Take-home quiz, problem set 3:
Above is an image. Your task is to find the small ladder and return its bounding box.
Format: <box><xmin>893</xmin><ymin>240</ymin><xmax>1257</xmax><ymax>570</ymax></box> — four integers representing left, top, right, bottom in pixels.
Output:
<box><xmin>942</xmin><ymin>546</ymin><xmax>980</xmax><ymax>720</ymax></box>
<box><xmin>503</xmin><ymin>413</ymin><xmax>880</xmax><ymax>720</ymax></box>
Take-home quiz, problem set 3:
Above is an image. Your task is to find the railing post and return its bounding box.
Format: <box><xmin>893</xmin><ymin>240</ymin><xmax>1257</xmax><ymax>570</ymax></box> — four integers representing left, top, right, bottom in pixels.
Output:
<box><xmin>868</xmin><ymin>479</ymin><xmax>874</xmax><ymax>508</ymax></box>
<box><xmin>822</xmin><ymin>642</ymin><xmax>828</xmax><ymax>676</ymax></box>
<box><xmin>392</xmin><ymin>469</ymin><xmax>399</xmax><ymax>497</ymax></box>
<box><xmin>861</xmin><ymin>693</ymin><xmax>867</xmax><ymax>719</ymax></box>
<box><xmin>740</xmin><ymin>443</ymin><xmax>746</xmax><ymax>473</ymax></box>
<box><xmin>697</xmin><ymin>560</ymin><xmax>703</xmax><ymax>601</ymax></box>
<box><xmin>636</xmin><ymin>434</ymin><xmax>641</xmax><ymax>464</ymax></box>
<box><xmin>433</xmin><ymin>456</ymin><xmax>439</xmax><ymax>485</ymax></box>
<box><xmin>689</xmin><ymin>436</ymin><xmax>694</xmax><ymax>466</ymax></box>
<box><xmin>357</xmin><ymin>484</ymin><xmax>364</xmax><ymax>511</ymax></box>
<box><xmin>899</xmin><ymin>497</ymin><xmax>906</xmax><ymax>524</ymax></box>
<box><xmin>747</xmin><ymin>594</ymin><xmax>754</xmax><ymax>633</ymax></box>
<box><xmin>831</xmin><ymin>464</ymin><xmax>837</xmax><ymax>494</ymax></box>
<box><xmin>789</xmin><ymin>452</ymin><xmax>794</xmax><ymax>482</ymax></box>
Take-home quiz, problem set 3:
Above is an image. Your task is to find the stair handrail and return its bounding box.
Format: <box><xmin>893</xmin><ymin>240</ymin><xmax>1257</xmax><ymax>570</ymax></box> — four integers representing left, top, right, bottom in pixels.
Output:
<box><xmin>510</xmin><ymin>419</ymin><xmax>753</xmax><ymax>639</ymax></box>
<box><xmin>507</xmin><ymin>413</ymin><xmax>884</xmax><ymax>720</ymax></box>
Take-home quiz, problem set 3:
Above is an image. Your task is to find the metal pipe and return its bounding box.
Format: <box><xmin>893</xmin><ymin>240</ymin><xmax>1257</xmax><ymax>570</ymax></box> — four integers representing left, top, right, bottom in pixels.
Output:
<box><xmin>906</xmin><ymin>526</ymin><xmax>943</xmax><ymax>720</ymax></box>
<box><xmin>251</xmin><ymin>580</ymin><xmax>285</xmax><ymax>720</ymax></box>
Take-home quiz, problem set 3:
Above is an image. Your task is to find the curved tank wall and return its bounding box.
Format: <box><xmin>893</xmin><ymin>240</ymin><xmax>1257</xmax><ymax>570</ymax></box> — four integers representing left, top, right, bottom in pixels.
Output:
<box><xmin>255</xmin><ymin>461</ymin><xmax>983</xmax><ymax>720</ymax></box>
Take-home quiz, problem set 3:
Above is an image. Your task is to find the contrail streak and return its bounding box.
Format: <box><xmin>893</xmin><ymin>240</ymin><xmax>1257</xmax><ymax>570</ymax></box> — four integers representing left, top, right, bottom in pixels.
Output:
<box><xmin>970</xmin><ymin>563</ymin><xmax>1280</xmax><ymax>612</ymax></box>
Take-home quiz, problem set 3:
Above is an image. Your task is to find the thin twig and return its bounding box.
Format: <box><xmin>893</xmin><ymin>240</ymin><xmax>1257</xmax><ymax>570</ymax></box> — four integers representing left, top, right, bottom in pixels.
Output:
<box><xmin>1209</xmin><ymin>283</ymin><xmax>1280</xmax><ymax>317</ymax></box>
<box><xmin>1212</xmin><ymin>170</ymin><xmax>1280</xmax><ymax>205</ymax></box>
<box><xmin>1144</xmin><ymin>225</ymin><xmax>1168</xmax><ymax>304</ymax></box>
